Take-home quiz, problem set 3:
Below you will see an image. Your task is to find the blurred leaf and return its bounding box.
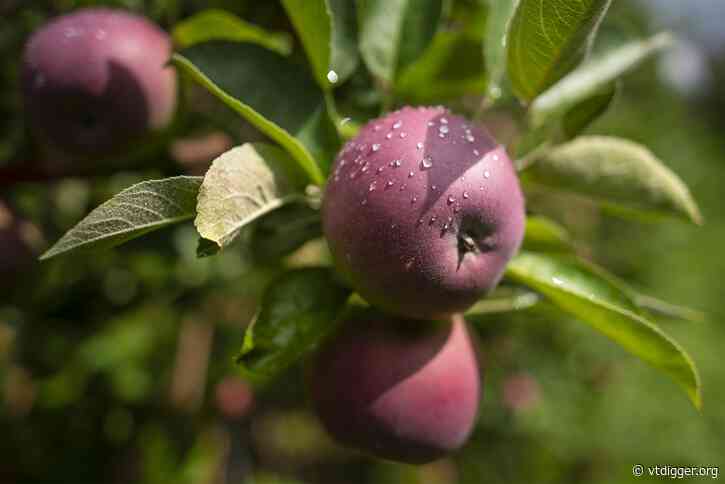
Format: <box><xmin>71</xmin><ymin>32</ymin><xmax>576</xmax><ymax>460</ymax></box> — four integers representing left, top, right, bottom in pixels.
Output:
<box><xmin>633</xmin><ymin>294</ymin><xmax>706</xmax><ymax>323</ymax></box>
<box><xmin>41</xmin><ymin>177</ymin><xmax>202</xmax><ymax>260</ymax></box>
<box><xmin>252</xmin><ymin>203</ymin><xmax>322</xmax><ymax>263</ymax></box>
<box><xmin>523</xmin><ymin>136</ymin><xmax>702</xmax><ymax>224</ymax></box>
<box><xmin>358</xmin><ymin>0</ymin><xmax>443</xmax><ymax>83</ymax></box>
<box><xmin>484</xmin><ymin>0</ymin><xmax>519</xmax><ymax>99</ymax></box>
<box><xmin>180</xmin><ymin>429</ymin><xmax>228</xmax><ymax>484</ymax></box>
<box><xmin>252</xmin><ymin>473</ymin><xmax>307</xmax><ymax>484</ymax></box>
<box><xmin>602</xmin><ymin>272</ymin><xmax>707</xmax><ymax>323</ymax></box>
<box><xmin>450</xmin><ymin>0</ymin><xmax>489</xmax><ymax>37</ymax></box>
<box><xmin>172</xmin><ymin>9</ymin><xmax>292</xmax><ymax>54</ymax></box>
<box><xmin>561</xmin><ymin>82</ymin><xmax>616</xmax><ymax>138</ymax></box>
<box><xmin>506</xmin><ymin>0</ymin><xmax>612</xmax><ymax>101</ymax></box>
<box><xmin>195</xmin><ymin>144</ymin><xmax>306</xmax><ymax>252</ymax></box>
<box><xmin>523</xmin><ymin>215</ymin><xmax>574</xmax><ymax>252</ymax></box>
<box><xmin>466</xmin><ymin>287</ymin><xmax>541</xmax><ymax>316</ymax></box>
<box><xmin>172</xmin><ymin>43</ymin><xmax>340</xmax><ymax>185</ymax></box>
<box><xmin>282</xmin><ymin>0</ymin><xmax>359</xmax><ymax>88</ymax></box>
<box><xmin>506</xmin><ymin>251</ymin><xmax>702</xmax><ymax>409</ymax></box>
<box><xmin>236</xmin><ymin>268</ymin><xmax>350</xmax><ymax>382</ymax></box>
<box><xmin>530</xmin><ymin>33</ymin><xmax>672</xmax><ymax>128</ymax></box>
<box><xmin>396</xmin><ymin>29</ymin><xmax>487</xmax><ymax>103</ymax></box>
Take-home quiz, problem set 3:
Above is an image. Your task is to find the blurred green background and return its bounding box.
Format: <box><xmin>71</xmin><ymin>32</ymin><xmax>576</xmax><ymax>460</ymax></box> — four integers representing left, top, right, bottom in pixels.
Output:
<box><xmin>1</xmin><ymin>0</ymin><xmax>724</xmax><ymax>483</ymax></box>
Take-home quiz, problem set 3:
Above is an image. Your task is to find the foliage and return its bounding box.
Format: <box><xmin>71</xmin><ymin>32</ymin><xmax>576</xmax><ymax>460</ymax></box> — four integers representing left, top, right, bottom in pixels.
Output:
<box><xmin>2</xmin><ymin>0</ymin><xmax>722</xmax><ymax>482</ymax></box>
<box><xmin>40</xmin><ymin>0</ymin><xmax>703</xmax><ymax>408</ymax></box>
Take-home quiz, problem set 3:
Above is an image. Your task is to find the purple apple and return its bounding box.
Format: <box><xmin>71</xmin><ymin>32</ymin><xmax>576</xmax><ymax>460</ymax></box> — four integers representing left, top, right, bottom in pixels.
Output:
<box><xmin>323</xmin><ymin>106</ymin><xmax>525</xmax><ymax>319</ymax></box>
<box><xmin>21</xmin><ymin>8</ymin><xmax>177</xmax><ymax>158</ymax></box>
<box><xmin>308</xmin><ymin>312</ymin><xmax>481</xmax><ymax>464</ymax></box>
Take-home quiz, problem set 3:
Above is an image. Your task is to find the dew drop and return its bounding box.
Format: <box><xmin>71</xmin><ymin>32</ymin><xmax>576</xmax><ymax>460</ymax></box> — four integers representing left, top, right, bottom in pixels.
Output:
<box><xmin>327</xmin><ymin>70</ymin><xmax>339</xmax><ymax>83</ymax></box>
<box><xmin>427</xmin><ymin>121</ymin><xmax>435</xmax><ymax>127</ymax></box>
<box><xmin>465</xmin><ymin>133</ymin><xmax>475</xmax><ymax>143</ymax></box>
<box><xmin>420</xmin><ymin>156</ymin><xmax>433</xmax><ymax>169</ymax></box>
<box><xmin>440</xmin><ymin>117</ymin><xmax>448</xmax><ymax>124</ymax></box>
<box><xmin>473</xmin><ymin>149</ymin><xmax>480</xmax><ymax>157</ymax></box>
<box><xmin>429</xmin><ymin>216</ymin><xmax>437</xmax><ymax>224</ymax></box>
<box><xmin>454</xmin><ymin>205</ymin><xmax>461</xmax><ymax>213</ymax></box>
<box><xmin>484</xmin><ymin>170</ymin><xmax>491</xmax><ymax>179</ymax></box>
<box><xmin>373</xmin><ymin>124</ymin><xmax>382</xmax><ymax>131</ymax></box>
<box><xmin>361</xmin><ymin>162</ymin><xmax>369</xmax><ymax>173</ymax></box>
<box><xmin>447</xmin><ymin>195</ymin><xmax>455</xmax><ymax>205</ymax></box>
<box><xmin>431</xmin><ymin>184</ymin><xmax>438</xmax><ymax>191</ymax></box>
<box><xmin>385</xmin><ymin>180</ymin><xmax>395</xmax><ymax>189</ymax></box>
<box><xmin>399</xmin><ymin>183</ymin><xmax>407</xmax><ymax>191</ymax></box>
<box><xmin>442</xmin><ymin>222</ymin><xmax>449</xmax><ymax>231</ymax></box>
<box><xmin>492</xmin><ymin>154</ymin><xmax>499</xmax><ymax>161</ymax></box>
<box><xmin>390</xmin><ymin>159</ymin><xmax>402</xmax><ymax>168</ymax></box>
<box><xmin>371</xmin><ymin>143</ymin><xmax>381</xmax><ymax>152</ymax></box>
<box><xmin>376</xmin><ymin>166</ymin><xmax>385</xmax><ymax>174</ymax></box>
<box><xmin>392</xmin><ymin>120</ymin><xmax>402</xmax><ymax>129</ymax></box>
<box><xmin>361</xmin><ymin>199</ymin><xmax>368</xmax><ymax>206</ymax></box>
<box><xmin>391</xmin><ymin>223</ymin><xmax>397</xmax><ymax>229</ymax></box>
<box><xmin>411</xmin><ymin>196</ymin><xmax>418</xmax><ymax>204</ymax></box>
<box><xmin>417</xmin><ymin>218</ymin><xmax>424</xmax><ymax>225</ymax></box>
<box><xmin>399</xmin><ymin>132</ymin><xmax>407</xmax><ymax>138</ymax></box>
<box><xmin>416</xmin><ymin>142</ymin><xmax>423</xmax><ymax>150</ymax></box>
<box><xmin>386</xmin><ymin>132</ymin><xmax>393</xmax><ymax>139</ymax></box>
<box><xmin>439</xmin><ymin>125</ymin><xmax>449</xmax><ymax>134</ymax></box>
<box><xmin>480</xmin><ymin>186</ymin><xmax>485</xmax><ymax>191</ymax></box>
<box><xmin>463</xmin><ymin>191</ymin><xmax>470</xmax><ymax>199</ymax></box>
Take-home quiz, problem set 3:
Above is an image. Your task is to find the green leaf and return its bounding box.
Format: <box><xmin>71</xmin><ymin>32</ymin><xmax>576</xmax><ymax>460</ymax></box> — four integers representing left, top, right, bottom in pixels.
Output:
<box><xmin>395</xmin><ymin>29</ymin><xmax>487</xmax><ymax>103</ymax></box>
<box><xmin>251</xmin><ymin>203</ymin><xmax>322</xmax><ymax>263</ymax></box>
<box><xmin>172</xmin><ymin>42</ymin><xmax>340</xmax><ymax>185</ymax></box>
<box><xmin>41</xmin><ymin>177</ymin><xmax>202</xmax><ymax>260</ymax></box>
<box><xmin>465</xmin><ymin>287</ymin><xmax>541</xmax><ymax>316</ymax></box>
<box><xmin>171</xmin><ymin>9</ymin><xmax>292</xmax><ymax>54</ymax></box>
<box><xmin>196</xmin><ymin>237</ymin><xmax>221</xmax><ymax>258</ymax></box>
<box><xmin>522</xmin><ymin>136</ymin><xmax>702</xmax><ymax>224</ymax></box>
<box><xmin>195</xmin><ymin>143</ymin><xmax>306</xmax><ymax>251</ymax></box>
<box><xmin>358</xmin><ymin>0</ymin><xmax>443</xmax><ymax>83</ymax></box>
<box><xmin>236</xmin><ymin>268</ymin><xmax>351</xmax><ymax>382</ymax></box>
<box><xmin>506</xmin><ymin>251</ymin><xmax>702</xmax><ymax>409</ymax></box>
<box><xmin>561</xmin><ymin>82</ymin><xmax>616</xmax><ymax>138</ymax></box>
<box><xmin>633</xmin><ymin>294</ymin><xmax>706</xmax><ymax>323</ymax></box>
<box><xmin>530</xmin><ymin>33</ymin><xmax>672</xmax><ymax>128</ymax></box>
<box><xmin>484</xmin><ymin>0</ymin><xmax>519</xmax><ymax>99</ymax></box>
<box><xmin>523</xmin><ymin>215</ymin><xmax>574</xmax><ymax>252</ymax></box>
<box><xmin>282</xmin><ymin>0</ymin><xmax>359</xmax><ymax>89</ymax></box>
<box><xmin>506</xmin><ymin>0</ymin><xmax>612</xmax><ymax>101</ymax></box>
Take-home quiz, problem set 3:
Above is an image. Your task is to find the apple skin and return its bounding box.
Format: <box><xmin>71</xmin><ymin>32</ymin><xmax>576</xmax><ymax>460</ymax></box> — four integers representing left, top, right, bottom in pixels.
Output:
<box><xmin>307</xmin><ymin>312</ymin><xmax>481</xmax><ymax>464</ymax></box>
<box><xmin>322</xmin><ymin>106</ymin><xmax>525</xmax><ymax>319</ymax></box>
<box><xmin>21</xmin><ymin>8</ymin><xmax>177</xmax><ymax>158</ymax></box>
